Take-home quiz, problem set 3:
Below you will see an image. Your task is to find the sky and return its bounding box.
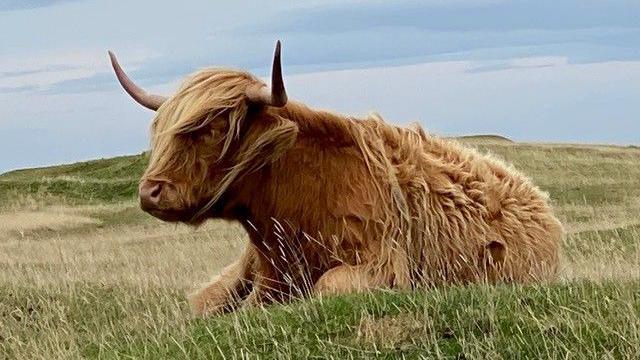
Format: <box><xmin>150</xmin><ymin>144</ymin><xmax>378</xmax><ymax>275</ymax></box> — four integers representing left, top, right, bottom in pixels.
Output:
<box><xmin>0</xmin><ymin>0</ymin><xmax>639</xmax><ymax>173</ymax></box>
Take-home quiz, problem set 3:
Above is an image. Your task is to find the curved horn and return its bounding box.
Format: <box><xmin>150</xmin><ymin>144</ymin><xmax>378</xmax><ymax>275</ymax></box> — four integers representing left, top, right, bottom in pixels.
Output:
<box><xmin>246</xmin><ymin>40</ymin><xmax>288</xmax><ymax>107</ymax></box>
<box><xmin>108</xmin><ymin>51</ymin><xmax>167</xmax><ymax>111</ymax></box>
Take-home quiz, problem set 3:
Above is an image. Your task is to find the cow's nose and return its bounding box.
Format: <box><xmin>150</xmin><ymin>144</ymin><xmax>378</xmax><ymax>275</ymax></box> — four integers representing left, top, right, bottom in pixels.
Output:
<box><xmin>139</xmin><ymin>180</ymin><xmax>163</xmax><ymax>210</ymax></box>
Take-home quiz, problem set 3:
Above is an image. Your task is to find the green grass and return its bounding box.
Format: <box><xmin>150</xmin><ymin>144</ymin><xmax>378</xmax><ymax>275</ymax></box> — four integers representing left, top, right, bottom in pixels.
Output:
<box><xmin>565</xmin><ymin>224</ymin><xmax>640</xmax><ymax>259</ymax></box>
<box><xmin>1</xmin><ymin>282</ymin><xmax>638</xmax><ymax>359</ymax></box>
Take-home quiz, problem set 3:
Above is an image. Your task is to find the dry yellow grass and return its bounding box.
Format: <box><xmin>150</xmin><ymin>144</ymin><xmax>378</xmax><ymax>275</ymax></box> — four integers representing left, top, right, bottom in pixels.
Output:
<box><xmin>0</xmin><ymin>211</ymin><xmax>99</xmax><ymax>237</ymax></box>
<box><xmin>0</xmin><ymin>207</ymin><xmax>245</xmax><ymax>290</ymax></box>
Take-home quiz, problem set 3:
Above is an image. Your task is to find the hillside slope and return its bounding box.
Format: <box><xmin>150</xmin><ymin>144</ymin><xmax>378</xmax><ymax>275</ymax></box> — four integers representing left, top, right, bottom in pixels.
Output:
<box><xmin>0</xmin><ymin>154</ymin><xmax>147</xmax><ymax>205</ymax></box>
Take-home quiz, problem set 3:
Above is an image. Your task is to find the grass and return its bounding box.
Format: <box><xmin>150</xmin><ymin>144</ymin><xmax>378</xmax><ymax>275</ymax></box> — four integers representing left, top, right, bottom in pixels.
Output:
<box><xmin>1</xmin><ymin>138</ymin><xmax>639</xmax><ymax>359</ymax></box>
<box><xmin>2</xmin><ymin>282</ymin><xmax>638</xmax><ymax>359</ymax></box>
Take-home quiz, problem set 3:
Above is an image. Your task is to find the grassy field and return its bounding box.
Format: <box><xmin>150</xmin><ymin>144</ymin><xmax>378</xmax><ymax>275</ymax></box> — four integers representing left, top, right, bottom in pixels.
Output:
<box><xmin>1</xmin><ymin>138</ymin><xmax>639</xmax><ymax>359</ymax></box>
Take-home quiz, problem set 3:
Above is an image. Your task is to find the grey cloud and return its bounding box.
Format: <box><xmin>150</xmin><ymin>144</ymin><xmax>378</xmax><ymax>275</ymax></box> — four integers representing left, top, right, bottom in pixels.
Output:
<box><xmin>39</xmin><ymin>72</ymin><xmax>124</xmax><ymax>95</ymax></box>
<box><xmin>0</xmin><ymin>84</ymin><xmax>39</xmax><ymax>94</ymax></box>
<box><xmin>0</xmin><ymin>64</ymin><xmax>80</xmax><ymax>78</ymax></box>
<box><xmin>0</xmin><ymin>0</ymin><xmax>82</xmax><ymax>12</ymax></box>
<box><xmin>38</xmin><ymin>64</ymin><xmax>184</xmax><ymax>96</ymax></box>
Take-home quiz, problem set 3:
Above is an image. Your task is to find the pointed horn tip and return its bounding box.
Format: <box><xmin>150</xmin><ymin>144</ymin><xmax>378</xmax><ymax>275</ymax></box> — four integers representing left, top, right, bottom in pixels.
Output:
<box><xmin>107</xmin><ymin>51</ymin><xmax>119</xmax><ymax>68</ymax></box>
<box><xmin>275</xmin><ymin>40</ymin><xmax>282</xmax><ymax>54</ymax></box>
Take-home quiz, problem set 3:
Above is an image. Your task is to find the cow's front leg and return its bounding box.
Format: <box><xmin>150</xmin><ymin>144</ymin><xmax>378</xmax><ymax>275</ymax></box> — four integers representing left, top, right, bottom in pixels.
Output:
<box><xmin>241</xmin><ymin>250</ymin><xmax>315</xmax><ymax>308</ymax></box>
<box><xmin>313</xmin><ymin>264</ymin><xmax>391</xmax><ymax>296</ymax></box>
<box><xmin>242</xmin><ymin>276</ymin><xmax>284</xmax><ymax>308</ymax></box>
<box><xmin>241</xmin><ymin>257</ymin><xmax>294</xmax><ymax>308</ymax></box>
<box><xmin>189</xmin><ymin>243</ymin><xmax>256</xmax><ymax>317</ymax></box>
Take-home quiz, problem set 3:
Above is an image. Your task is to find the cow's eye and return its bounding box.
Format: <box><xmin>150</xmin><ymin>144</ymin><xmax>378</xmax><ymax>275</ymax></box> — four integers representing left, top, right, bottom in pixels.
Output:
<box><xmin>186</xmin><ymin>127</ymin><xmax>211</xmax><ymax>141</ymax></box>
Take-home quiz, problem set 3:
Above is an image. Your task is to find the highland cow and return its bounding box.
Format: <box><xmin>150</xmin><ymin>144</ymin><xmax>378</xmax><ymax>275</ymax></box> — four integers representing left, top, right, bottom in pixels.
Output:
<box><xmin>109</xmin><ymin>41</ymin><xmax>563</xmax><ymax>316</ymax></box>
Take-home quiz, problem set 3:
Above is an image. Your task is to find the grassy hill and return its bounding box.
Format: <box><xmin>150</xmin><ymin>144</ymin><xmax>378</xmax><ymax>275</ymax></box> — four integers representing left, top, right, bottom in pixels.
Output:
<box><xmin>0</xmin><ymin>154</ymin><xmax>147</xmax><ymax>205</ymax></box>
<box><xmin>452</xmin><ymin>134</ymin><xmax>514</xmax><ymax>145</ymax></box>
<box><xmin>1</xmin><ymin>138</ymin><xmax>640</xmax><ymax>359</ymax></box>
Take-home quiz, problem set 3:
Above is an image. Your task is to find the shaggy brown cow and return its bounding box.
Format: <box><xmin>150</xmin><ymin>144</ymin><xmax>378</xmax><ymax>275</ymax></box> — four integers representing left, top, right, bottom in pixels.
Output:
<box><xmin>109</xmin><ymin>41</ymin><xmax>563</xmax><ymax>316</ymax></box>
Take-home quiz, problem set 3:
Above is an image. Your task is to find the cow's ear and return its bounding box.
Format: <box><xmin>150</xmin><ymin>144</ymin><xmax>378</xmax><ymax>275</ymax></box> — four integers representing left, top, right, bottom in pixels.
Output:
<box><xmin>233</xmin><ymin>116</ymin><xmax>298</xmax><ymax>174</ymax></box>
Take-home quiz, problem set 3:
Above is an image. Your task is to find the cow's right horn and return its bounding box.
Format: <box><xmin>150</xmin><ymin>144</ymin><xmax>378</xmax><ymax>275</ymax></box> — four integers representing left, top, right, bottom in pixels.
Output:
<box><xmin>108</xmin><ymin>51</ymin><xmax>168</xmax><ymax>111</ymax></box>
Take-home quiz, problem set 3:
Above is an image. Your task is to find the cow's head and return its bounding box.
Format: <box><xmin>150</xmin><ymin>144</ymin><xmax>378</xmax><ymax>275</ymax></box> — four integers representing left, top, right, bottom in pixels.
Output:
<box><xmin>109</xmin><ymin>41</ymin><xmax>289</xmax><ymax>224</ymax></box>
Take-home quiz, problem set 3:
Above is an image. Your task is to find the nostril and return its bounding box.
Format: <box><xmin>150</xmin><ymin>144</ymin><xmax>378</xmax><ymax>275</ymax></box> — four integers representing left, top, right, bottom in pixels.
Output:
<box><xmin>149</xmin><ymin>183</ymin><xmax>162</xmax><ymax>199</ymax></box>
<box><xmin>140</xmin><ymin>181</ymin><xmax>164</xmax><ymax>208</ymax></box>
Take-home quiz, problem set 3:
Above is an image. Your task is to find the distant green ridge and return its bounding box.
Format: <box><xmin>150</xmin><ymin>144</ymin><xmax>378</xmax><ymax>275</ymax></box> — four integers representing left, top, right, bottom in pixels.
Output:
<box><xmin>454</xmin><ymin>134</ymin><xmax>514</xmax><ymax>144</ymax></box>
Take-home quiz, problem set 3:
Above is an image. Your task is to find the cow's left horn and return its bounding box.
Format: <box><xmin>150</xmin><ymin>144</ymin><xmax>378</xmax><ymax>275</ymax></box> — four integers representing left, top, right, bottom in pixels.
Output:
<box><xmin>245</xmin><ymin>40</ymin><xmax>288</xmax><ymax>107</ymax></box>
<box><xmin>108</xmin><ymin>51</ymin><xmax>168</xmax><ymax>111</ymax></box>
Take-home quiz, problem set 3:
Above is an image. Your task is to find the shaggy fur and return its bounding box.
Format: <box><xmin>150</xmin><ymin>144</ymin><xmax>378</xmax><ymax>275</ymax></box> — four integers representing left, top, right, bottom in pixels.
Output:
<box><xmin>140</xmin><ymin>68</ymin><xmax>563</xmax><ymax>316</ymax></box>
